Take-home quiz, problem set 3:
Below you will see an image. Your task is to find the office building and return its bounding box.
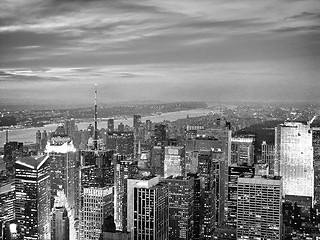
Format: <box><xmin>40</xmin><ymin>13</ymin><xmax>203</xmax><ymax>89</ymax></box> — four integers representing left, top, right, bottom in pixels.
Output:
<box><xmin>79</xmin><ymin>187</ymin><xmax>113</xmax><ymax>240</ymax></box>
<box><xmin>79</xmin><ymin>150</ymin><xmax>114</xmax><ymax>239</ymax></box>
<box><xmin>127</xmin><ymin>176</ymin><xmax>169</xmax><ymax>240</ymax></box>
<box><xmin>0</xmin><ymin>181</ymin><xmax>15</xmax><ymax>235</ymax></box>
<box><xmin>65</xmin><ymin>118</ymin><xmax>76</xmax><ymax>137</ymax></box>
<box><xmin>313</xmin><ymin>128</ymin><xmax>320</xmax><ymax>206</ymax></box>
<box><xmin>114</xmin><ymin>155</ymin><xmax>135</xmax><ymax>231</ymax></box>
<box><xmin>189</xmin><ymin>174</ymin><xmax>202</xmax><ymax>240</ymax></box>
<box><xmin>164</xmin><ymin>146</ymin><xmax>185</xmax><ymax>178</ymax></box>
<box><xmin>231</xmin><ymin>137</ymin><xmax>254</xmax><ymax>166</ymax></box>
<box><xmin>275</xmin><ymin>121</ymin><xmax>314</xmax><ymax>200</ymax></box>
<box><xmin>108</xmin><ymin>119</ymin><xmax>114</xmax><ymax>132</ymax></box>
<box><xmin>165</xmin><ymin>176</ymin><xmax>194</xmax><ymax>240</ymax></box>
<box><xmin>106</xmin><ymin>132</ymin><xmax>134</xmax><ymax>156</ymax></box>
<box><xmin>15</xmin><ymin>155</ymin><xmax>51</xmax><ymax>240</ymax></box>
<box><xmin>45</xmin><ymin>135</ymin><xmax>77</xmax><ymax>213</ymax></box>
<box><xmin>51</xmin><ymin>206</ymin><xmax>69</xmax><ymax>240</ymax></box>
<box><xmin>154</xmin><ymin>124</ymin><xmax>167</xmax><ymax>147</ymax></box>
<box><xmin>150</xmin><ymin>146</ymin><xmax>165</xmax><ymax>177</ymax></box>
<box><xmin>100</xmin><ymin>215</ymin><xmax>131</xmax><ymax>240</ymax></box>
<box><xmin>133</xmin><ymin>115</ymin><xmax>141</xmax><ymax>130</ymax></box>
<box><xmin>198</xmin><ymin>150</ymin><xmax>215</xmax><ymax>239</ymax></box>
<box><xmin>261</xmin><ymin>141</ymin><xmax>275</xmax><ymax>174</ymax></box>
<box><xmin>3</xmin><ymin>141</ymin><xmax>23</xmax><ymax>173</ymax></box>
<box><xmin>226</xmin><ymin>165</ymin><xmax>254</xmax><ymax>228</ymax></box>
<box><xmin>237</xmin><ymin>176</ymin><xmax>282</xmax><ymax>240</ymax></box>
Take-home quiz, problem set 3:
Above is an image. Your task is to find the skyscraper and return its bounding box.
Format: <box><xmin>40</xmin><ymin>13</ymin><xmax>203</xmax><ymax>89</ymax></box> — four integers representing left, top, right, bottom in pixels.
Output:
<box><xmin>79</xmin><ymin>149</ymin><xmax>114</xmax><ymax>240</ymax></box>
<box><xmin>15</xmin><ymin>155</ymin><xmax>51</xmax><ymax>240</ymax></box>
<box><xmin>150</xmin><ymin>146</ymin><xmax>165</xmax><ymax>177</ymax></box>
<box><xmin>165</xmin><ymin>176</ymin><xmax>194</xmax><ymax>240</ymax></box>
<box><xmin>65</xmin><ymin>118</ymin><xmax>76</xmax><ymax>137</ymax></box>
<box><xmin>275</xmin><ymin>121</ymin><xmax>314</xmax><ymax>200</ymax></box>
<box><xmin>108</xmin><ymin>119</ymin><xmax>115</xmax><ymax>132</ymax></box>
<box><xmin>237</xmin><ymin>175</ymin><xmax>282</xmax><ymax>240</ymax></box>
<box><xmin>0</xmin><ymin>181</ymin><xmax>15</xmax><ymax>235</ymax></box>
<box><xmin>127</xmin><ymin>176</ymin><xmax>169</xmax><ymax>240</ymax></box>
<box><xmin>164</xmin><ymin>146</ymin><xmax>185</xmax><ymax>178</ymax></box>
<box><xmin>79</xmin><ymin>187</ymin><xmax>113</xmax><ymax>240</ymax></box>
<box><xmin>51</xmin><ymin>206</ymin><xmax>69</xmax><ymax>240</ymax></box>
<box><xmin>261</xmin><ymin>141</ymin><xmax>275</xmax><ymax>174</ymax></box>
<box><xmin>133</xmin><ymin>115</ymin><xmax>141</xmax><ymax>130</ymax></box>
<box><xmin>154</xmin><ymin>124</ymin><xmax>167</xmax><ymax>147</ymax></box>
<box><xmin>231</xmin><ymin>137</ymin><xmax>254</xmax><ymax>166</ymax></box>
<box><xmin>198</xmin><ymin>150</ymin><xmax>215</xmax><ymax>239</ymax></box>
<box><xmin>114</xmin><ymin>155</ymin><xmax>135</xmax><ymax>231</ymax></box>
<box><xmin>45</xmin><ymin>135</ymin><xmax>77</xmax><ymax>215</ymax></box>
<box><xmin>313</xmin><ymin>127</ymin><xmax>320</xmax><ymax>206</ymax></box>
<box><xmin>226</xmin><ymin>165</ymin><xmax>255</xmax><ymax>228</ymax></box>
<box><xmin>106</xmin><ymin>132</ymin><xmax>134</xmax><ymax>156</ymax></box>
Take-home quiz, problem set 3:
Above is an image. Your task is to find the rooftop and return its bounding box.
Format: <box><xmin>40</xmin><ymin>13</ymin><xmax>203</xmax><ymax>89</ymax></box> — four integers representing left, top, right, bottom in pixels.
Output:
<box><xmin>15</xmin><ymin>155</ymin><xmax>49</xmax><ymax>169</ymax></box>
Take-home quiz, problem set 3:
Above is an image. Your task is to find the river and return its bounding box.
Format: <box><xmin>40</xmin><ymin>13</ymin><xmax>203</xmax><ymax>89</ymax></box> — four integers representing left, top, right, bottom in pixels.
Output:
<box><xmin>0</xmin><ymin>108</ymin><xmax>215</xmax><ymax>144</ymax></box>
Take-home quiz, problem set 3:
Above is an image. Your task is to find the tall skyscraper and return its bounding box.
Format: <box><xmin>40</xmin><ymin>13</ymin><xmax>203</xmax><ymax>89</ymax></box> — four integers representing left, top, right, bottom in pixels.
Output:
<box><xmin>133</xmin><ymin>115</ymin><xmax>141</xmax><ymax>130</ymax></box>
<box><xmin>275</xmin><ymin>121</ymin><xmax>314</xmax><ymax>200</ymax></box>
<box><xmin>237</xmin><ymin>175</ymin><xmax>282</xmax><ymax>240</ymax></box>
<box><xmin>189</xmin><ymin>174</ymin><xmax>202</xmax><ymax>240</ymax></box>
<box><xmin>198</xmin><ymin>150</ymin><xmax>215</xmax><ymax>239</ymax></box>
<box><xmin>3</xmin><ymin>141</ymin><xmax>23</xmax><ymax>173</ymax></box>
<box><xmin>79</xmin><ymin>187</ymin><xmax>113</xmax><ymax>240</ymax></box>
<box><xmin>127</xmin><ymin>176</ymin><xmax>169</xmax><ymax>240</ymax></box>
<box><xmin>261</xmin><ymin>141</ymin><xmax>275</xmax><ymax>174</ymax></box>
<box><xmin>226</xmin><ymin>165</ymin><xmax>255</xmax><ymax>228</ymax></box>
<box><xmin>154</xmin><ymin>124</ymin><xmax>167</xmax><ymax>147</ymax></box>
<box><xmin>65</xmin><ymin>118</ymin><xmax>76</xmax><ymax>137</ymax></box>
<box><xmin>165</xmin><ymin>176</ymin><xmax>194</xmax><ymax>240</ymax></box>
<box><xmin>108</xmin><ymin>119</ymin><xmax>115</xmax><ymax>132</ymax></box>
<box><xmin>231</xmin><ymin>137</ymin><xmax>254</xmax><ymax>166</ymax></box>
<box><xmin>114</xmin><ymin>155</ymin><xmax>135</xmax><ymax>231</ymax></box>
<box><xmin>0</xmin><ymin>181</ymin><xmax>15</xmax><ymax>234</ymax></box>
<box><xmin>45</xmin><ymin>135</ymin><xmax>77</xmax><ymax>214</ymax></box>
<box><xmin>150</xmin><ymin>146</ymin><xmax>165</xmax><ymax>177</ymax></box>
<box><xmin>164</xmin><ymin>146</ymin><xmax>185</xmax><ymax>178</ymax></box>
<box><xmin>79</xmin><ymin>149</ymin><xmax>114</xmax><ymax>240</ymax></box>
<box><xmin>15</xmin><ymin>155</ymin><xmax>51</xmax><ymax>240</ymax></box>
<box><xmin>51</xmin><ymin>206</ymin><xmax>69</xmax><ymax>240</ymax></box>
<box><xmin>313</xmin><ymin>128</ymin><xmax>320</xmax><ymax>206</ymax></box>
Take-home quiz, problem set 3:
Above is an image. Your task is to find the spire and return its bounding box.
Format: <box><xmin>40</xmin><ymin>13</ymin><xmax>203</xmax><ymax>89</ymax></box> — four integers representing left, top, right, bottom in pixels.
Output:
<box><xmin>94</xmin><ymin>84</ymin><xmax>98</xmax><ymax>150</ymax></box>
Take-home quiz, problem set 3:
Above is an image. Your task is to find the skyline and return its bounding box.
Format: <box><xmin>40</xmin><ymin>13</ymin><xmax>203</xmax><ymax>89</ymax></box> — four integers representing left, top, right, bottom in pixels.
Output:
<box><xmin>0</xmin><ymin>0</ymin><xmax>320</xmax><ymax>107</ymax></box>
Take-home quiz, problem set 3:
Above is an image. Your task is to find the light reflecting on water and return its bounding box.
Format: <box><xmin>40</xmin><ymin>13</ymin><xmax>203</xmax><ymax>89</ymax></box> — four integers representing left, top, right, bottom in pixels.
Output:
<box><xmin>0</xmin><ymin>108</ymin><xmax>215</xmax><ymax>144</ymax></box>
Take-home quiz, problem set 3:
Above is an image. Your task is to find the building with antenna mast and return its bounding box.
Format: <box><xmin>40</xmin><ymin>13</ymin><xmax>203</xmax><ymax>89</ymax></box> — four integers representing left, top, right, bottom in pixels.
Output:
<box><xmin>78</xmin><ymin>84</ymin><xmax>115</xmax><ymax>240</ymax></box>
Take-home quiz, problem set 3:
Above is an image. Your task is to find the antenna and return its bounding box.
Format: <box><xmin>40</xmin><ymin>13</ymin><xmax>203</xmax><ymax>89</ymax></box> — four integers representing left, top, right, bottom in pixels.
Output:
<box><xmin>94</xmin><ymin>84</ymin><xmax>98</xmax><ymax>150</ymax></box>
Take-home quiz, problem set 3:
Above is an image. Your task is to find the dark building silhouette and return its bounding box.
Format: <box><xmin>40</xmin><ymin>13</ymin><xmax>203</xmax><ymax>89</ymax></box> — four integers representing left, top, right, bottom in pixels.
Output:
<box><xmin>106</xmin><ymin>132</ymin><xmax>134</xmax><ymax>156</ymax></box>
<box><xmin>133</xmin><ymin>115</ymin><xmax>141</xmax><ymax>130</ymax></box>
<box><xmin>165</xmin><ymin>176</ymin><xmax>194</xmax><ymax>240</ymax></box>
<box><xmin>107</xmin><ymin>119</ymin><xmax>114</xmax><ymax>132</ymax></box>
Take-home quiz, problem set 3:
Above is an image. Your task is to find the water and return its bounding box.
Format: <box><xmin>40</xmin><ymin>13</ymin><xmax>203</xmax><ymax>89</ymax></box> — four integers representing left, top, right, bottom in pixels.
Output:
<box><xmin>0</xmin><ymin>108</ymin><xmax>214</xmax><ymax>144</ymax></box>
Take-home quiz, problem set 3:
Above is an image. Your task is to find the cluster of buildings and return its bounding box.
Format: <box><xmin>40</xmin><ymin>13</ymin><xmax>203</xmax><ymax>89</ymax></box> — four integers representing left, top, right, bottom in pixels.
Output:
<box><xmin>0</xmin><ymin>102</ymin><xmax>320</xmax><ymax>240</ymax></box>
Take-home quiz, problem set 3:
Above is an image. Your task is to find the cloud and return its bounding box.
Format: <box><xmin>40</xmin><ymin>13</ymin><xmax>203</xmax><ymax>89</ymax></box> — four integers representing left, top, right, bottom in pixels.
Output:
<box><xmin>0</xmin><ymin>0</ymin><xmax>320</xmax><ymax>105</ymax></box>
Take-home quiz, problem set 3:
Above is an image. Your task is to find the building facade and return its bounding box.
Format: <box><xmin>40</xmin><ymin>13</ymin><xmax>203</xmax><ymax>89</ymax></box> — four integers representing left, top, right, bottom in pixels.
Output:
<box><xmin>127</xmin><ymin>176</ymin><xmax>169</xmax><ymax>240</ymax></box>
<box><xmin>15</xmin><ymin>155</ymin><xmax>51</xmax><ymax>240</ymax></box>
<box><xmin>275</xmin><ymin>122</ymin><xmax>314</xmax><ymax>199</ymax></box>
<box><xmin>237</xmin><ymin>176</ymin><xmax>282</xmax><ymax>240</ymax></box>
<box><xmin>165</xmin><ymin>176</ymin><xmax>194</xmax><ymax>240</ymax></box>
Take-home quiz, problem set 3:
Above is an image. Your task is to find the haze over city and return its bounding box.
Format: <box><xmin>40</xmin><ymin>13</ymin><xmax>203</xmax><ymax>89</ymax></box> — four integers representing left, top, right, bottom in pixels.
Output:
<box><xmin>0</xmin><ymin>0</ymin><xmax>319</xmax><ymax>107</ymax></box>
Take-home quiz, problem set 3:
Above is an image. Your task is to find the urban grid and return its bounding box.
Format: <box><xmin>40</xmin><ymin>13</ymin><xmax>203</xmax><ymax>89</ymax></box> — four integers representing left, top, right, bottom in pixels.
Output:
<box><xmin>0</xmin><ymin>0</ymin><xmax>319</xmax><ymax>240</ymax></box>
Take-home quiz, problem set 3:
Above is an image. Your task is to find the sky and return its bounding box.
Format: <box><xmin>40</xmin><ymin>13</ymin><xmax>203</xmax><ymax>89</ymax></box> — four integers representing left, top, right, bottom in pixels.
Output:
<box><xmin>0</xmin><ymin>0</ymin><xmax>319</xmax><ymax>107</ymax></box>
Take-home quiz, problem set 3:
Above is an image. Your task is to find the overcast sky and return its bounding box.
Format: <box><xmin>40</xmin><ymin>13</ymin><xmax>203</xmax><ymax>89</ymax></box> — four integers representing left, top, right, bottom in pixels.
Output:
<box><xmin>0</xmin><ymin>0</ymin><xmax>319</xmax><ymax>107</ymax></box>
